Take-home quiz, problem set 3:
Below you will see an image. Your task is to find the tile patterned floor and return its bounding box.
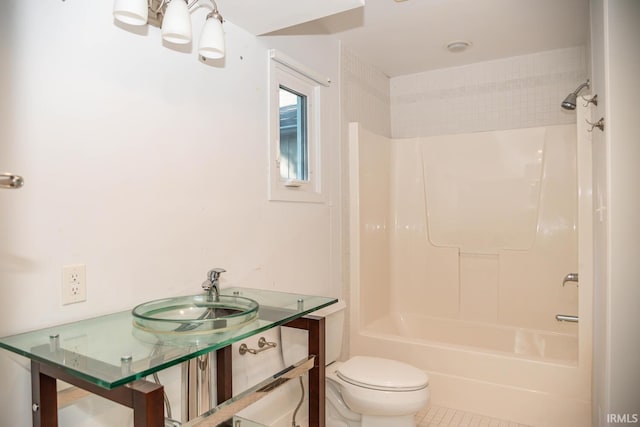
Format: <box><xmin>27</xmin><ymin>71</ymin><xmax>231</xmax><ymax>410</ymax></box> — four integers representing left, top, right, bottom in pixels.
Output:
<box><xmin>416</xmin><ymin>404</ymin><xmax>531</xmax><ymax>427</ymax></box>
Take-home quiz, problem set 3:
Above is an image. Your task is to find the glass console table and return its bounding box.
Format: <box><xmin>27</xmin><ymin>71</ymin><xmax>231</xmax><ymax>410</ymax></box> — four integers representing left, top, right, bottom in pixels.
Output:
<box><xmin>0</xmin><ymin>287</ymin><xmax>337</xmax><ymax>427</ymax></box>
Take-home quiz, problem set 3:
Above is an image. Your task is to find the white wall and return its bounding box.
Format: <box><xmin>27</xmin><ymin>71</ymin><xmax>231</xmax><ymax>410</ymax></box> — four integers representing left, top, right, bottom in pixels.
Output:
<box><xmin>590</xmin><ymin>0</ymin><xmax>640</xmax><ymax>424</ymax></box>
<box><xmin>589</xmin><ymin>0</ymin><xmax>609</xmax><ymax>423</ymax></box>
<box><xmin>0</xmin><ymin>1</ymin><xmax>342</xmax><ymax>426</ymax></box>
<box><xmin>606</xmin><ymin>0</ymin><xmax>640</xmax><ymax>415</ymax></box>
<box><xmin>391</xmin><ymin>46</ymin><xmax>588</xmax><ymax>138</ymax></box>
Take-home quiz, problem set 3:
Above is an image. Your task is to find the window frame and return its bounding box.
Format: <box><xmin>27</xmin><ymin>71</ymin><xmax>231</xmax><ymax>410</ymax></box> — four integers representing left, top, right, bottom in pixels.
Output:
<box><xmin>268</xmin><ymin>50</ymin><xmax>327</xmax><ymax>203</ymax></box>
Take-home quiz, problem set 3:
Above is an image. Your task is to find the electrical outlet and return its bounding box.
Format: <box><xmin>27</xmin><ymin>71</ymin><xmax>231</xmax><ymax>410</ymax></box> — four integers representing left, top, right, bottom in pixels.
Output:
<box><xmin>62</xmin><ymin>264</ymin><xmax>86</xmax><ymax>305</ymax></box>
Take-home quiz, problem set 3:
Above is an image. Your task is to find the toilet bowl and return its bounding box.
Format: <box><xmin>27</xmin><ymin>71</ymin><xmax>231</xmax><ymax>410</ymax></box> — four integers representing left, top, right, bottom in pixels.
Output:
<box><xmin>326</xmin><ymin>377</ymin><xmax>361</xmax><ymax>427</ymax></box>
<box><xmin>326</xmin><ymin>357</ymin><xmax>429</xmax><ymax>427</ymax></box>
<box><xmin>282</xmin><ymin>301</ymin><xmax>430</xmax><ymax>427</ymax></box>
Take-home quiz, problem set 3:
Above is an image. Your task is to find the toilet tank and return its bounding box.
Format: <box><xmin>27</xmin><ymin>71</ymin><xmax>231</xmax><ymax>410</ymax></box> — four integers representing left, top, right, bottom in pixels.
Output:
<box><xmin>313</xmin><ymin>300</ymin><xmax>347</xmax><ymax>365</ymax></box>
<box><xmin>281</xmin><ymin>300</ymin><xmax>346</xmax><ymax>366</ymax></box>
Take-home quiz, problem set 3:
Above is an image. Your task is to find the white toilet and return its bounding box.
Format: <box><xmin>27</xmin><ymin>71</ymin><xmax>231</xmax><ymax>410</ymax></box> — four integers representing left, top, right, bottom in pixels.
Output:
<box><xmin>285</xmin><ymin>301</ymin><xmax>430</xmax><ymax>427</ymax></box>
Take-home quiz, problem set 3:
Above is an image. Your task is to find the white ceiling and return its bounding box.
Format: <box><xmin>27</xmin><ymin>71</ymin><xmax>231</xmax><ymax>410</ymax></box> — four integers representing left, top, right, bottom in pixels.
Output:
<box><xmin>215</xmin><ymin>0</ymin><xmax>364</xmax><ymax>36</ymax></box>
<box><xmin>270</xmin><ymin>0</ymin><xmax>590</xmax><ymax>77</ymax></box>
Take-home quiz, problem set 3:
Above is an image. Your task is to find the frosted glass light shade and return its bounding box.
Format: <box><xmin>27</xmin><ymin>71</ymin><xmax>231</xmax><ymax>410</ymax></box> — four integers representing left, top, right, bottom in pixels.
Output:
<box><xmin>113</xmin><ymin>0</ymin><xmax>149</xmax><ymax>26</ymax></box>
<box><xmin>161</xmin><ymin>0</ymin><xmax>192</xmax><ymax>44</ymax></box>
<box><xmin>198</xmin><ymin>17</ymin><xmax>225</xmax><ymax>59</ymax></box>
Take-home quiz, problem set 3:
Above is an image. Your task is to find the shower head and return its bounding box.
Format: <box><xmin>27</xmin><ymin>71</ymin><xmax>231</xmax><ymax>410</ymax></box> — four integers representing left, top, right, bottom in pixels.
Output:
<box><xmin>561</xmin><ymin>79</ymin><xmax>590</xmax><ymax>110</ymax></box>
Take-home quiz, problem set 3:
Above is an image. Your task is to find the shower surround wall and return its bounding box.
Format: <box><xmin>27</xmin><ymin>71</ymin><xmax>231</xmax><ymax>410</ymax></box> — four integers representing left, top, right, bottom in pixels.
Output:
<box><xmin>339</xmin><ymin>46</ymin><xmax>393</xmax><ymax>353</ymax></box>
<box><xmin>349</xmin><ymin>121</ymin><xmax>593</xmax><ymax>426</ymax></box>
<box><xmin>391</xmin><ymin>46</ymin><xmax>587</xmax><ymax>138</ymax></box>
<box><xmin>390</xmin><ymin>125</ymin><xmax>579</xmax><ymax>333</ymax></box>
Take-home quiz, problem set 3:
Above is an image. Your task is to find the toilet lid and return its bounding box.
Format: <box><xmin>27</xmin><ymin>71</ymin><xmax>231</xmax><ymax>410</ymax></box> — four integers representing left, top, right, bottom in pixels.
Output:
<box><xmin>336</xmin><ymin>356</ymin><xmax>429</xmax><ymax>392</ymax></box>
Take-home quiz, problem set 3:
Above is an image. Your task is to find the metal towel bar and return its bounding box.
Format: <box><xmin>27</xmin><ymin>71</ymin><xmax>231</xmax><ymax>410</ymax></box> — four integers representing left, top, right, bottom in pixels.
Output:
<box><xmin>239</xmin><ymin>337</ymin><xmax>277</xmax><ymax>355</ymax></box>
<box><xmin>183</xmin><ymin>355</ymin><xmax>315</xmax><ymax>427</ymax></box>
<box><xmin>555</xmin><ymin>314</ymin><xmax>579</xmax><ymax>323</ymax></box>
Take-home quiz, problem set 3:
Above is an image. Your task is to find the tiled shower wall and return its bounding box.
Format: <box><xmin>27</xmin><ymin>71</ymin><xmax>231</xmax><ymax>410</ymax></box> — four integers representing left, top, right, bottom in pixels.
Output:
<box><xmin>341</xmin><ymin>46</ymin><xmax>392</xmax><ymax>138</ymax></box>
<box><xmin>390</xmin><ymin>46</ymin><xmax>588</xmax><ymax>138</ymax></box>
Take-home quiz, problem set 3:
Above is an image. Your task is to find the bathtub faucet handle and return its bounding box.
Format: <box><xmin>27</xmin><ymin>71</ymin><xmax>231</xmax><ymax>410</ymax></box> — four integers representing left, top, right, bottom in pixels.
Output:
<box><xmin>562</xmin><ymin>273</ymin><xmax>579</xmax><ymax>286</ymax></box>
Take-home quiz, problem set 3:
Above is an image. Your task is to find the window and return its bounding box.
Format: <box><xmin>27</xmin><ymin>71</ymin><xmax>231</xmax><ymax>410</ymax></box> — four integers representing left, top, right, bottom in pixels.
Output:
<box><xmin>279</xmin><ymin>86</ymin><xmax>308</xmax><ymax>181</ymax></box>
<box><xmin>269</xmin><ymin>50</ymin><xmax>329</xmax><ymax>203</ymax></box>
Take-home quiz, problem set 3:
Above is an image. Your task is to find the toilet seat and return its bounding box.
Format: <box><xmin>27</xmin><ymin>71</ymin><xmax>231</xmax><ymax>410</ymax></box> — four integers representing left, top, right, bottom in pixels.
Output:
<box><xmin>328</xmin><ymin>357</ymin><xmax>430</xmax><ymax>418</ymax></box>
<box><xmin>336</xmin><ymin>356</ymin><xmax>429</xmax><ymax>392</ymax></box>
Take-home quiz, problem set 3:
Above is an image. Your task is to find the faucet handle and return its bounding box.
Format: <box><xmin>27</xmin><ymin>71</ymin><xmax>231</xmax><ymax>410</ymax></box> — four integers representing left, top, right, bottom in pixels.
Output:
<box><xmin>207</xmin><ymin>268</ymin><xmax>226</xmax><ymax>282</ymax></box>
<box><xmin>562</xmin><ymin>273</ymin><xmax>579</xmax><ymax>286</ymax></box>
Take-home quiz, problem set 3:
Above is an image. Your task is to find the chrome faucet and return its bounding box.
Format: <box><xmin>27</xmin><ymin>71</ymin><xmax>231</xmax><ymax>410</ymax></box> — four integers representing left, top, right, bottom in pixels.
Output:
<box><xmin>562</xmin><ymin>273</ymin><xmax>579</xmax><ymax>286</ymax></box>
<box><xmin>202</xmin><ymin>268</ymin><xmax>226</xmax><ymax>301</ymax></box>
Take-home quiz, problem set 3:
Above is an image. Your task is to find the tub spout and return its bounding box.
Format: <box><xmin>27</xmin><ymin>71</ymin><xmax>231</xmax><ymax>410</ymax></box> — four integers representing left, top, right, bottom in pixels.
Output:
<box><xmin>562</xmin><ymin>273</ymin><xmax>579</xmax><ymax>286</ymax></box>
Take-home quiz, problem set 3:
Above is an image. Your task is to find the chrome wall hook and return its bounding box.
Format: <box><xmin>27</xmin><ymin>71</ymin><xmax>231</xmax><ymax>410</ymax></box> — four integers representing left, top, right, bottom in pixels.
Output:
<box><xmin>586</xmin><ymin>117</ymin><xmax>605</xmax><ymax>132</ymax></box>
<box><xmin>582</xmin><ymin>94</ymin><xmax>598</xmax><ymax>107</ymax></box>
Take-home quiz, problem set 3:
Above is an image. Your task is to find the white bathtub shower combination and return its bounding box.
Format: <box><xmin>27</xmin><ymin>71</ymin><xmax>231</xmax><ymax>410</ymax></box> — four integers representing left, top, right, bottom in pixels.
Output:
<box><xmin>348</xmin><ymin>109</ymin><xmax>593</xmax><ymax>426</ymax></box>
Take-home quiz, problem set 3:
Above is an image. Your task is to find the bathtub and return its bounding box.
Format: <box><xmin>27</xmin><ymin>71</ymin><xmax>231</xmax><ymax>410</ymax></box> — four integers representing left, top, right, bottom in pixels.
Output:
<box><xmin>347</xmin><ymin>114</ymin><xmax>594</xmax><ymax>427</ymax></box>
<box><xmin>367</xmin><ymin>313</ymin><xmax>578</xmax><ymax>363</ymax></box>
<box><xmin>351</xmin><ymin>318</ymin><xmax>590</xmax><ymax>427</ymax></box>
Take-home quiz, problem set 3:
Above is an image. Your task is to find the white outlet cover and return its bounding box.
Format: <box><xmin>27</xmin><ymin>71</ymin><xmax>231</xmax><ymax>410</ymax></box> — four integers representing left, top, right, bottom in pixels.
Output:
<box><xmin>62</xmin><ymin>264</ymin><xmax>87</xmax><ymax>305</ymax></box>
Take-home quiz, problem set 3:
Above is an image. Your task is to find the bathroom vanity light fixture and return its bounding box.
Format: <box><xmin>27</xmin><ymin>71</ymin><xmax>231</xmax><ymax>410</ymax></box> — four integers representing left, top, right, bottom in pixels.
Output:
<box><xmin>113</xmin><ymin>0</ymin><xmax>225</xmax><ymax>60</ymax></box>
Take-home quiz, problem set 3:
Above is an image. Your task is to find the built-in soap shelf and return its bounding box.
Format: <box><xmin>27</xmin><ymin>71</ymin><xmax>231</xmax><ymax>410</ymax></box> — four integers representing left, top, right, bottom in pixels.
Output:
<box><xmin>183</xmin><ymin>355</ymin><xmax>315</xmax><ymax>427</ymax></box>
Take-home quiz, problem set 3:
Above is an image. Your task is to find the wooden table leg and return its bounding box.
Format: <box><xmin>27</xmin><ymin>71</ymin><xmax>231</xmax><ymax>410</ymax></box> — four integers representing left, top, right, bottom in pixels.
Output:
<box><xmin>307</xmin><ymin>316</ymin><xmax>326</xmax><ymax>427</ymax></box>
<box><xmin>216</xmin><ymin>346</ymin><xmax>233</xmax><ymax>403</ymax></box>
<box><xmin>32</xmin><ymin>361</ymin><xmax>165</xmax><ymax>427</ymax></box>
<box><xmin>31</xmin><ymin>361</ymin><xmax>58</xmax><ymax>427</ymax></box>
<box><xmin>131</xmin><ymin>381</ymin><xmax>165</xmax><ymax>427</ymax></box>
<box><xmin>284</xmin><ymin>316</ymin><xmax>326</xmax><ymax>427</ymax></box>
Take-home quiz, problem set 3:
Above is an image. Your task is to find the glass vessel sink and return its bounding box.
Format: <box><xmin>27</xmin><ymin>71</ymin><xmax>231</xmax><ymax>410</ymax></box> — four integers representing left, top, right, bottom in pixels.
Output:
<box><xmin>132</xmin><ymin>294</ymin><xmax>259</xmax><ymax>338</ymax></box>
